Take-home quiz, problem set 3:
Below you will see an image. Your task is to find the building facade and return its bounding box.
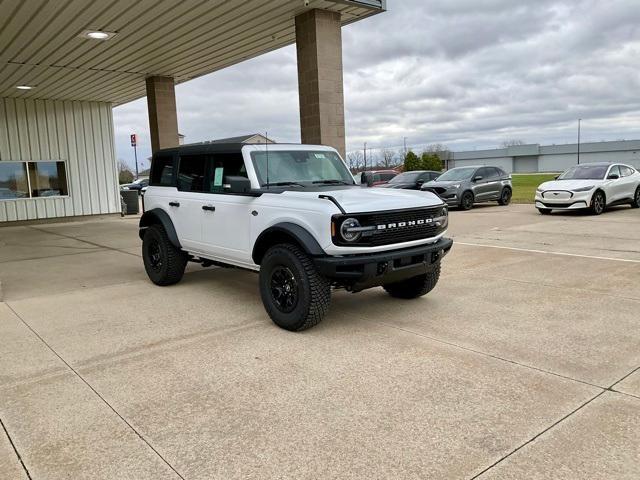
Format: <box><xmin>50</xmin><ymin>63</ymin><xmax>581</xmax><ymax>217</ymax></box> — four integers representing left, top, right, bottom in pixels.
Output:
<box><xmin>451</xmin><ymin>140</ymin><xmax>640</xmax><ymax>173</ymax></box>
<box><xmin>0</xmin><ymin>1</ymin><xmax>385</xmax><ymax>224</ymax></box>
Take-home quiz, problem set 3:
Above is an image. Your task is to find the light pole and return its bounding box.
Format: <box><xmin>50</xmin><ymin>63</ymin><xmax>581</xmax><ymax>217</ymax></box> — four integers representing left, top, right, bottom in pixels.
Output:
<box><xmin>403</xmin><ymin>137</ymin><xmax>407</xmax><ymax>158</ymax></box>
<box><xmin>363</xmin><ymin>142</ymin><xmax>367</xmax><ymax>171</ymax></box>
<box><xmin>577</xmin><ymin>119</ymin><xmax>581</xmax><ymax>165</ymax></box>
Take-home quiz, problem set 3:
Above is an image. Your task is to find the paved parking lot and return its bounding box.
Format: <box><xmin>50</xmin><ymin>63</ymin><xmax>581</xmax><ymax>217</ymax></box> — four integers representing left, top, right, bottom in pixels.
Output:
<box><xmin>1</xmin><ymin>204</ymin><xmax>639</xmax><ymax>479</ymax></box>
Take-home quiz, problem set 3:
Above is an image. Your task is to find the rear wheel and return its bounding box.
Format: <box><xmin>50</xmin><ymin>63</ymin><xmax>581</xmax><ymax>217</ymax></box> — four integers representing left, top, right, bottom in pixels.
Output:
<box><xmin>590</xmin><ymin>190</ymin><xmax>605</xmax><ymax>215</ymax></box>
<box><xmin>259</xmin><ymin>244</ymin><xmax>331</xmax><ymax>331</ymax></box>
<box><xmin>631</xmin><ymin>186</ymin><xmax>640</xmax><ymax>208</ymax></box>
<box><xmin>537</xmin><ymin>208</ymin><xmax>551</xmax><ymax>215</ymax></box>
<box><xmin>498</xmin><ymin>187</ymin><xmax>512</xmax><ymax>205</ymax></box>
<box><xmin>383</xmin><ymin>263</ymin><xmax>441</xmax><ymax>299</ymax></box>
<box><xmin>142</xmin><ymin>224</ymin><xmax>188</xmax><ymax>285</ymax></box>
<box><xmin>460</xmin><ymin>191</ymin><xmax>474</xmax><ymax>210</ymax></box>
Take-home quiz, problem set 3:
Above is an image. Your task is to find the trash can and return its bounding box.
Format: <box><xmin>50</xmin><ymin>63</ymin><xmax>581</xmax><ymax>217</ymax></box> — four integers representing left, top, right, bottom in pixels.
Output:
<box><xmin>120</xmin><ymin>189</ymin><xmax>139</xmax><ymax>215</ymax></box>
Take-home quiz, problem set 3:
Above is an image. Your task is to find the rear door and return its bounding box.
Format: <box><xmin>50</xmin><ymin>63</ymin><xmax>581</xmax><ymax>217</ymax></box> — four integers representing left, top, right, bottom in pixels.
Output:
<box><xmin>172</xmin><ymin>154</ymin><xmax>209</xmax><ymax>251</ymax></box>
<box><xmin>606</xmin><ymin>165</ymin><xmax>624</xmax><ymax>203</ymax></box>
<box><xmin>619</xmin><ymin>165</ymin><xmax>637</xmax><ymax>199</ymax></box>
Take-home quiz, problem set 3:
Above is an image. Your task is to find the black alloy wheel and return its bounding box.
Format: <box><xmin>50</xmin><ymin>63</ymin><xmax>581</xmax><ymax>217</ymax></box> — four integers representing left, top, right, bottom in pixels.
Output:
<box><xmin>270</xmin><ymin>266</ymin><xmax>299</xmax><ymax>313</ymax></box>
<box><xmin>591</xmin><ymin>191</ymin><xmax>605</xmax><ymax>215</ymax></box>
<box><xmin>632</xmin><ymin>187</ymin><xmax>640</xmax><ymax>208</ymax></box>
<box><xmin>498</xmin><ymin>188</ymin><xmax>512</xmax><ymax>206</ymax></box>
<box><xmin>460</xmin><ymin>191</ymin><xmax>474</xmax><ymax>210</ymax></box>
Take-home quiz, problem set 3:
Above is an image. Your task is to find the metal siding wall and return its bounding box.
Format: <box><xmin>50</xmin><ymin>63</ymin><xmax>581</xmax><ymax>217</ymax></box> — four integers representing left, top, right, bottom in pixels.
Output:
<box><xmin>453</xmin><ymin>157</ymin><xmax>514</xmax><ymax>173</ymax></box>
<box><xmin>0</xmin><ymin>97</ymin><xmax>120</xmax><ymax>222</ymax></box>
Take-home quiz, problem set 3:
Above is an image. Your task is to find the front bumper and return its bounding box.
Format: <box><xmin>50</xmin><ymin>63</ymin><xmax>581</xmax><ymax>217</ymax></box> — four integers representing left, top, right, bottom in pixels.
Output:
<box><xmin>314</xmin><ymin>237</ymin><xmax>453</xmax><ymax>291</ymax></box>
<box><xmin>423</xmin><ymin>187</ymin><xmax>460</xmax><ymax>205</ymax></box>
<box><xmin>535</xmin><ymin>190</ymin><xmax>592</xmax><ymax>210</ymax></box>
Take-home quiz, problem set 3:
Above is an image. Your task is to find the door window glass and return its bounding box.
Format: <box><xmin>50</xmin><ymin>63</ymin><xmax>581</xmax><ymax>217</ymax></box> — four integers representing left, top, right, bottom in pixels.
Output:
<box><xmin>620</xmin><ymin>166</ymin><xmax>634</xmax><ymax>177</ymax></box>
<box><xmin>177</xmin><ymin>155</ymin><xmax>207</xmax><ymax>192</ymax></box>
<box><xmin>209</xmin><ymin>153</ymin><xmax>246</xmax><ymax>193</ymax></box>
<box><xmin>476</xmin><ymin>167</ymin><xmax>489</xmax><ymax>179</ymax></box>
<box><xmin>608</xmin><ymin>165</ymin><xmax>621</xmax><ymax>178</ymax></box>
<box><xmin>150</xmin><ymin>155</ymin><xmax>175</xmax><ymax>186</ymax></box>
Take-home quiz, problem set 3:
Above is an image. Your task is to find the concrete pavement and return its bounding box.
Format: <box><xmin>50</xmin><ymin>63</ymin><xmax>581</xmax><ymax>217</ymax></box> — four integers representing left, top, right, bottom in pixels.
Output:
<box><xmin>1</xmin><ymin>204</ymin><xmax>639</xmax><ymax>479</ymax></box>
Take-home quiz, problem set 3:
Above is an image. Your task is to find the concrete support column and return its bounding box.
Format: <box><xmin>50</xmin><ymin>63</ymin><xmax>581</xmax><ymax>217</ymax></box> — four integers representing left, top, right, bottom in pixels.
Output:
<box><xmin>146</xmin><ymin>76</ymin><xmax>179</xmax><ymax>153</ymax></box>
<box><xmin>295</xmin><ymin>9</ymin><xmax>346</xmax><ymax>159</ymax></box>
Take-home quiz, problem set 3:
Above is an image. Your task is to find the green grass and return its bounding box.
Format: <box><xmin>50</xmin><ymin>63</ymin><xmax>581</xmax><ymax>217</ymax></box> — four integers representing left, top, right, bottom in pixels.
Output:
<box><xmin>511</xmin><ymin>173</ymin><xmax>558</xmax><ymax>203</ymax></box>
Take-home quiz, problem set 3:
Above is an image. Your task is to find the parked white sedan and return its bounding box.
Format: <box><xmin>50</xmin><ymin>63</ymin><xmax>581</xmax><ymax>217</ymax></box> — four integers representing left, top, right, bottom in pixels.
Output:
<box><xmin>535</xmin><ymin>162</ymin><xmax>640</xmax><ymax>215</ymax></box>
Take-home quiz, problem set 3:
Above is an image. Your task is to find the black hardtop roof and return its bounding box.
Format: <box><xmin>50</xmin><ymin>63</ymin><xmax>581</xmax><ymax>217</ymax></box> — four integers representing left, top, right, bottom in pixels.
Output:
<box><xmin>154</xmin><ymin>143</ymin><xmax>245</xmax><ymax>157</ymax></box>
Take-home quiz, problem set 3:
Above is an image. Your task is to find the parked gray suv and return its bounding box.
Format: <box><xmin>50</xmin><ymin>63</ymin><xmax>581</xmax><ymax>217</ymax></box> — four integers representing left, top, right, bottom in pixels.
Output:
<box><xmin>422</xmin><ymin>166</ymin><xmax>512</xmax><ymax>210</ymax></box>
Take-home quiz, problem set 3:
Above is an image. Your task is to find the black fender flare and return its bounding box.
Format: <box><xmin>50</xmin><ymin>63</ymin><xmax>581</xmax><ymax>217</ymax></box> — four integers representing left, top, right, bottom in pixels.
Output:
<box><xmin>139</xmin><ymin>208</ymin><xmax>181</xmax><ymax>249</ymax></box>
<box><xmin>252</xmin><ymin>222</ymin><xmax>324</xmax><ymax>265</ymax></box>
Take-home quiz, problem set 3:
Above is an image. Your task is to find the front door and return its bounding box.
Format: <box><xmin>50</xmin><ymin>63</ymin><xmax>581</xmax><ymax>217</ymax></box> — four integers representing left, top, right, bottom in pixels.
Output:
<box><xmin>472</xmin><ymin>167</ymin><xmax>494</xmax><ymax>200</ymax></box>
<box><xmin>199</xmin><ymin>152</ymin><xmax>255</xmax><ymax>267</ymax></box>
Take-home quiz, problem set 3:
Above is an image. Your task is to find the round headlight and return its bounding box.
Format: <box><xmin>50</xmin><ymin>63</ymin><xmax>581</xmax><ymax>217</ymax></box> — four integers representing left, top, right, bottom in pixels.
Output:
<box><xmin>340</xmin><ymin>218</ymin><xmax>362</xmax><ymax>242</ymax></box>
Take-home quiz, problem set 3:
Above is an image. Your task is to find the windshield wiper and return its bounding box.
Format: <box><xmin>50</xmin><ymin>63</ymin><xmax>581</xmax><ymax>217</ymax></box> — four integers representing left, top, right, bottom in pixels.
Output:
<box><xmin>265</xmin><ymin>181</ymin><xmax>306</xmax><ymax>188</ymax></box>
<box><xmin>312</xmin><ymin>179</ymin><xmax>352</xmax><ymax>185</ymax></box>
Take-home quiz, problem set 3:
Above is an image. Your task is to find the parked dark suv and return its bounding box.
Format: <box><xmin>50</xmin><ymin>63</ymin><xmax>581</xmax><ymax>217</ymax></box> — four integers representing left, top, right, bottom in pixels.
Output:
<box><xmin>422</xmin><ymin>166</ymin><xmax>512</xmax><ymax>210</ymax></box>
<box><xmin>376</xmin><ymin>170</ymin><xmax>441</xmax><ymax>190</ymax></box>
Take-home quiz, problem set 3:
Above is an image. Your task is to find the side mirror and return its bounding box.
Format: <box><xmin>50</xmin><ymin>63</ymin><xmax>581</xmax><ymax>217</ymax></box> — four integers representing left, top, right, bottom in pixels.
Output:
<box><xmin>554</xmin><ymin>175</ymin><xmax>560</xmax><ymax>180</ymax></box>
<box><xmin>225</xmin><ymin>176</ymin><xmax>252</xmax><ymax>193</ymax></box>
<box><xmin>607</xmin><ymin>173</ymin><xmax>620</xmax><ymax>180</ymax></box>
<box><xmin>416</xmin><ymin>180</ymin><xmax>424</xmax><ymax>186</ymax></box>
<box><xmin>473</xmin><ymin>175</ymin><xmax>483</xmax><ymax>182</ymax></box>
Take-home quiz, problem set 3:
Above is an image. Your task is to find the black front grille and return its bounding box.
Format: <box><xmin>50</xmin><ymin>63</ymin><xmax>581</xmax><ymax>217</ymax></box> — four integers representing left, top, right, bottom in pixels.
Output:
<box><xmin>424</xmin><ymin>187</ymin><xmax>447</xmax><ymax>195</ymax></box>
<box><xmin>333</xmin><ymin>206</ymin><xmax>446</xmax><ymax>246</ymax></box>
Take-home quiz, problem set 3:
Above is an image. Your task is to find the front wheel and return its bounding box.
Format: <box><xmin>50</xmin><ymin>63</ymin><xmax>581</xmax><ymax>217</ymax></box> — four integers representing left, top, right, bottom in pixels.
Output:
<box><xmin>460</xmin><ymin>191</ymin><xmax>474</xmax><ymax>210</ymax></box>
<box><xmin>142</xmin><ymin>224</ymin><xmax>188</xmax><ymax>286</ymax></box>
<box><xmin>383</xmin><ymin>263</ymin><xmax>441</xmax><ymax>299</ymax></box>
<box><xmin>259</xmin><ymin>244</ymin><xmax>331</xmax><ymax>331</ymax></box>
<box><xmin>498</xmin><ymin>187</ymin><xmax>512</xmax><ymax>205</ymax></box>
<box><xmin>631</xmin><ymin>186</ymin><xmax>640</xmax><ymax>208</ymax></box>
<box><xmin>590</xmin><ymin>190</ymin><xmax>605</xmax><ymax>215</ymax></box>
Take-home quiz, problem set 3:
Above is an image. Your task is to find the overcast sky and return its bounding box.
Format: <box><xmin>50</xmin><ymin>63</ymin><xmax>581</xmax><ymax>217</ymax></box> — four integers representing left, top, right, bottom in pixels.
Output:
<box><xmin>113</xmin><ymin>0</ymin><xmax>640</xmax><ymax>169</ymax></box>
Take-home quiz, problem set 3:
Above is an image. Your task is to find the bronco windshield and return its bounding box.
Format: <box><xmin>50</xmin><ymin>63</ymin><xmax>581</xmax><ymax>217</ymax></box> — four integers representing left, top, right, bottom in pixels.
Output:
<box><xmin>435</xmin><ymin>167</ymin><xmax>476</xmax><ymax>181</ymax></box>
<box><xmin>251</xmin><ymin>150</ymin><xmax>355</xmax><ymax>187</ymax></box>
<box><xmin>557</xmin><ymin>165</ymin><xmax>608</xmax><ymax>180</ymax></box>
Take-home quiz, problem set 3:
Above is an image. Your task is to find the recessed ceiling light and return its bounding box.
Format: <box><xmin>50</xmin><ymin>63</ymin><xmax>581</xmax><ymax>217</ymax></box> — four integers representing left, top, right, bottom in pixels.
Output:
<box><xmin>16</xmin><ymin>85</ymin><xmax>33</xmax><ymax>90</ymax></box>
<box><xmin>79</xmin><ymin>30</ymin><xmax>117</xmax><ymax>40</ymax></box>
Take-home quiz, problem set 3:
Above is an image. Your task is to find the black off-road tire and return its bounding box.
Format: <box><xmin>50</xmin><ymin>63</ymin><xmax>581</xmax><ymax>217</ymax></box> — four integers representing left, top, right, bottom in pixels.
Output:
<box><xmin>460</xmin><ymin>191</ymin><xmax>474</xmax><ymax>210</ymax></box>
<box><xmin>142</xmin><ymin>224</ymin><xmax>188</xmax><ymax>286</ymax></box>
<box><xmin>538</xmin><ymin>208</ymin><xmax>551</xmax><ymax>215</ymax></box>
<box><xmin>259</xmin><ymin>243</ymin><xmax>331</xmax><ymax>331</ymax></box>
<box><xmin>590</xmin><ymin>190</ymin><xmax>606</xmax><ymax>215</ymax></box>
<box><xmin>498</xmin><ymin>187</ymin><xmax>512</xmax><ymax>205</ymax></box>
<box><xmin>631</xmin><ymin>186</ymin><xmax>640</xmax><ymax>208</ymax></box>
<box><xmin>383</xmin><ymin>262</ymin><xmax>441</xmax><ymax>299</ymax></box>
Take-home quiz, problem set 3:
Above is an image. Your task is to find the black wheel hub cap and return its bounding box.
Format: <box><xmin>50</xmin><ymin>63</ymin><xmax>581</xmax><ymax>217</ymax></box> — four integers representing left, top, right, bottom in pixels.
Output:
<box><xmin>270</xmin><ymin>266</ymin><xmax>299</xmax><ymax>313</ymax></box>
<box><xmin>148</xmin><ymin>240</ymin><xmax>163</xmax><ymax>271</ymax></box>
<box><xmin>595</xmin><ymin>194</ymin><xmax>604</xmax><ymax>213</ymax></box>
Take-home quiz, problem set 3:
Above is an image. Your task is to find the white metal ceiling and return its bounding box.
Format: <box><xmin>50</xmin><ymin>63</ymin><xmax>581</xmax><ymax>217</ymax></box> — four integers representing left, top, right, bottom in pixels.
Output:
<box><xmin>0</xmin><ymin>0</ymin><xmax>383</xmax><ymax>105</ymax></box>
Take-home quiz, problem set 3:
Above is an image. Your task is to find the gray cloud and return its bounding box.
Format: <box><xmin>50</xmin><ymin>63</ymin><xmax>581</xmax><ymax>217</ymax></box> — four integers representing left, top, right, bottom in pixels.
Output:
<box><xmin>114</xmin><ymin>0</ymin><xmax>640</xmax><ymax>167</ymax></box>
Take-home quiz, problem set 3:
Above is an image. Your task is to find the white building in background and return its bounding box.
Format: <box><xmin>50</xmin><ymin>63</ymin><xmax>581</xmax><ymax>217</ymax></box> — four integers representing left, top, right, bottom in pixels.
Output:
<box><xmin>451</xmin><ymin>140</ymin><xmax>640</xmax><ymax>173</ymax></box>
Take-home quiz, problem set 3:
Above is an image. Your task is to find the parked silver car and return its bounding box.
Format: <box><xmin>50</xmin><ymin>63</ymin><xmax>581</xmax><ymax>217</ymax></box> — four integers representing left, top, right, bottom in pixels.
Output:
<box><xmin>422</xmin><ymin>166</ymin><xmax>512</xmax><ymax>210</ymax></box>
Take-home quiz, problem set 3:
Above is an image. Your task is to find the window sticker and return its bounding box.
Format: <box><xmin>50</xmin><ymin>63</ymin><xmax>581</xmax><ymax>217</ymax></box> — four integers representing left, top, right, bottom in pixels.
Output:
<box><xmin>314</xmin><ymin>153</ymin><xmax>326</xmax><ymax>159</ymax></box>
<box><xmin>214</xmin><ymin>167</ymin><xmax>224</xmax><ymax>186</ymax></box>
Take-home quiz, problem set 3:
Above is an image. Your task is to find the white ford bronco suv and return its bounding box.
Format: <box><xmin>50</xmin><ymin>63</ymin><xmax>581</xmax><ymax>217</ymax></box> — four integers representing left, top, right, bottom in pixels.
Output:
<box><xmin>140</xmin><ymin>143</ymin><xmax>453</xmax><ymax>331</ymax></box>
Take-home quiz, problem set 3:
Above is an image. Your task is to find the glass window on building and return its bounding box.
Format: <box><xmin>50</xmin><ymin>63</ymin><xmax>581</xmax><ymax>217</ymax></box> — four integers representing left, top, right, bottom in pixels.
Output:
<box><xmin>0</xmin><ymin>162</ymin><xmax>30</xmax><ymax>199</ymax></box>
<box><xmin>28</xmin><ymin>161</ymin><xmax>68</xmax><ymax>197</ymax></box>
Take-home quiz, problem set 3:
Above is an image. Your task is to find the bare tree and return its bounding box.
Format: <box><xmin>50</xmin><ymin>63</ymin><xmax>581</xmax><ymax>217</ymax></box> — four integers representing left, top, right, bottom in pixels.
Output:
<box><xmin>500</xmin><ymin>139</ymin><xmax>526</xmax><ymax>148</ymax></box>
<box><xmin>347</xmin><ymin>150</ymin><xmax>364</xmax><ymax>172</ymax></box>
<box><xmin>118</xmin><ymin>160</ymin><xmax>134</xmax><ymax>184</ymax></box>
<box><xmin>381</xmin><ymin>148</ymin><xmax>396</xmax><ymax>168</ymax></box>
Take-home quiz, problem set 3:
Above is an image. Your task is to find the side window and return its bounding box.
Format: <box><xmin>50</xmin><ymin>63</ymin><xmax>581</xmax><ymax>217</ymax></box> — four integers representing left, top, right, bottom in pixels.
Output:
<box><xmin>419</xmin><ymin>172</ymin><xmax>432</xmax><ymax>182</ymax></box>
<box><xmin>177</xmin><ymin>155</ymin><xmax>207</xmax><ymax>192</ymax></box>
<box><xmin>476</xmin><ymin>167</ymin><xmax>489</xmax><ymax>179</ymax></box>
<box><xmin>620</xmin><ymin>166</ymin><xmax>634</xmax><ymax>177</ymax></box>
<box><xmin>150</xmin><ymin>155</ymin><xmax>175</xmax><ymax>186</ymax></box>
<box><xmin>608</xmin><ymin>165</ymin><xmax>621</xmax><ymax>178</ymax></box>
<box><xmin>209</xmin><ymin>153</ymin><xmax>246</xmax><ymax>193</ymax></box>
<box><xmin>382</xmin><ymin>173</ymin><xmax>396</xmax><ymax>181</ymax></box>
<box><xmin>486</xmin><ymin>167</ymin><xmax>500</xmax><ymax>179</ymax></box>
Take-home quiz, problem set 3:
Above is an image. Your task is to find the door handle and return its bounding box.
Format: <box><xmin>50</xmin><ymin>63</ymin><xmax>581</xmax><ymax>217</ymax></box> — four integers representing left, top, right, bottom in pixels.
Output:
<box><xmin>202</xmin><ymin>205</ymin><xmax>216</xmax><ymax>212</ymax></box>
<box><xmin>169</xmin><ymin>201</ymin><xmax>180</xmax><ymax>207</ymax></box>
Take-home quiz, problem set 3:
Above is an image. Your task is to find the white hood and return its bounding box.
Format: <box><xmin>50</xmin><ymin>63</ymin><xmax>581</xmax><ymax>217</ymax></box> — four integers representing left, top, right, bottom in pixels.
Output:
<box><xmin>282</xmin><ymin>187</ymin><xmax>443</xmax><ymax>213</ymax></box>
<box><xmin>539</xmin><ymin>179</ymin><xmax>603</xmax><ymax>191</ymax></box>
